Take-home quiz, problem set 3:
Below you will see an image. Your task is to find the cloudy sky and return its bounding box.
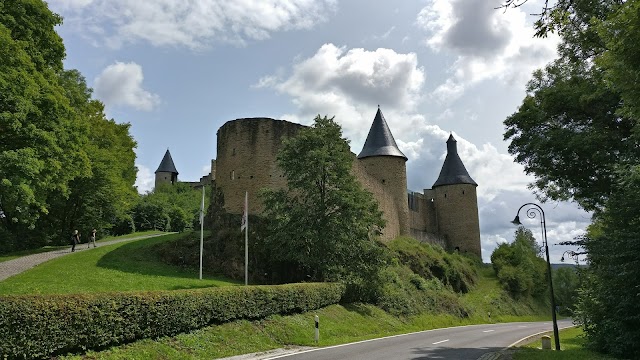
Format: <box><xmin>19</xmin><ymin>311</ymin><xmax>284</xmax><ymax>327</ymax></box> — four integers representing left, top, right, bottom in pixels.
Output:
<box><xmin>49</xmin><ymin>0</ymin><xmax>591</xmax><ymax>263</ymax></box>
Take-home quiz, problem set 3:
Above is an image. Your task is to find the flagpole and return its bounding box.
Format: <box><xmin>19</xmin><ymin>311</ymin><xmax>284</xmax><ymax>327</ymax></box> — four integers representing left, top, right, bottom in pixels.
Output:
<box><xmin>199</xmin><ymin>186</ymin><xmax>205</xmax><ymax>280</ymax></box>
<box><xmin>244</xmin><ymin>191</ymin><xmax>248</xmax><ymax>286</ymax></box>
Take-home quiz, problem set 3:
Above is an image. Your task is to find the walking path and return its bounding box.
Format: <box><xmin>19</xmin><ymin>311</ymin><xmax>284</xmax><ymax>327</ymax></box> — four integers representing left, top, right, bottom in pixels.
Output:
<box><xmin>0</xmin><ymin>233</ymin><xmax>170</xmax><ymax>282</ymax></box>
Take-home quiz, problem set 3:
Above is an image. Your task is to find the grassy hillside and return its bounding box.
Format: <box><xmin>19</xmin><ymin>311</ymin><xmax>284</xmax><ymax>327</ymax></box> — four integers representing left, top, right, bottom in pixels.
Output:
<box><xmin>50</xmin><ymin>236</ymin><xmax>551</xmax><ymax>359</ymax></box>
<box><xmin>57</xmin><ymin>264</ymin><xmax>550</xmax><ymax>359</ymax></box>
<box><xmin>0</xmin><ymin>233</ymin><xmax>554</xmax><ymax>359</ymax></box>
<box><xmin>0</xmin><ymin>232</ymin><xmax>238</xmax><ymax>295</ymax></box>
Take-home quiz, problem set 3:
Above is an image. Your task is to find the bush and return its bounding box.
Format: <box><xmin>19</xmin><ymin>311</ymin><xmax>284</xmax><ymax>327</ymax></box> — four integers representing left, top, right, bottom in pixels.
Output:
<box><xmin>0</xmin><ymin>283</ymin><xmax>344</xmax><ymax>359</ymax></box>
<box><xmin>376</xmin><ymin>265</ymin><xmax>468</xmax><ymax>317</ymax></box>
<box><xmin>386</xmin><ymin>237</ymin><xmax>477</xmax><ymax>293</ymax></box>
<box><xmin>112</xmin><ymin>213</ymin><xmax>135</xmax><ymax>236</ymax></box>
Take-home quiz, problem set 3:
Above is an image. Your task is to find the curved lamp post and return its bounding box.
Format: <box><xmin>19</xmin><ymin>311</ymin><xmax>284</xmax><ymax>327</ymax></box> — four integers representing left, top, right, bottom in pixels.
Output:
<box><xmin>511</xmin><ymin>203</ymin><xmax>560</xmax><ymax>351</ymax></box>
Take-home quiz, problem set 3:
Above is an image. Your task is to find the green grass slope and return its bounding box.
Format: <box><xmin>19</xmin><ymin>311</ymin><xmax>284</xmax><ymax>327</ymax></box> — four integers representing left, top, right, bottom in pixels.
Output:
<box><xmin>49</xmin><ymin>236</ymin><xmax>553</xmax><ymax>359</ymax></box>
<box><xmin>0</xmin><ymin>232</ymin><xmax>238</xmax><ymax>295</ymax></box>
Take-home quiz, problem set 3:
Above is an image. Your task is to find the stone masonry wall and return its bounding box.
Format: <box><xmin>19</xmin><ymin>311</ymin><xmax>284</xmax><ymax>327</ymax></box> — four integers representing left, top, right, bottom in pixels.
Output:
<box><xmin>433</xmin><ymin>183</ymin><xmax>481</xmax><ymax>256</ymax></box>
<box><xmin>215</xmin><ymin>118</ymin><xmax>304</xmax><ymax>214</ymax></box>
<box><xmin>353</xmin><ymin>157</ymin><xmax>409</xmax><ymax>240</ymax></box>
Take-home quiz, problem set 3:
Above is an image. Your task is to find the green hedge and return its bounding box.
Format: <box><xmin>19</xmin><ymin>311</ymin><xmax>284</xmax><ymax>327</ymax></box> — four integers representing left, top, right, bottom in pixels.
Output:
<box><xmin>0</xmin><ymin>282</ymin><xmax>344</xmax><ymax>359</ymax></box>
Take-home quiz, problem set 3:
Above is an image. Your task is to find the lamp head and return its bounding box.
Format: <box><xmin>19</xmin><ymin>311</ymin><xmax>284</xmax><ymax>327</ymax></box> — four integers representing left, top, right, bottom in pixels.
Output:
<box><xmin>511</xmin><ymin>215</ymin><xmax>522</xmax><ymax>226</ymax></box>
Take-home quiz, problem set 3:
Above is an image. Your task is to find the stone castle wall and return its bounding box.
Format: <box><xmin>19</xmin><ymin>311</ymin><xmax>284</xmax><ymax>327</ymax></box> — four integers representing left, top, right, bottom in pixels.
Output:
<box><xmin>433</xmin><ymin>183</ymin><xmax>481</xmax><ymax>255</ymax></box>
<box><xmin>205</xmin><ymin>117</ymin><xmax>480</xmax><ymax>256</ymax></box>
<box><xmin>352</xmin><ymin>157</ymin><xmax>409</xmax><ymax>240</ymax></box>
<box><xmin>214</xmin><ymin>118</ymin><xmax>304</xmax><ymax>214</ymax></box>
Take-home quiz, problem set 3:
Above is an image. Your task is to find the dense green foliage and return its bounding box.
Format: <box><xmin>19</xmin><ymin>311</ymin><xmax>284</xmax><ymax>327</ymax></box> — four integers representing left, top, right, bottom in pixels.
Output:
<box><xmin>491</xmin><ymin>228</ymin><xmax>547</xmax><ymax>298</ymax></box>
<box><xmin>386</xmin><ymin>236</ymin><xmax>477</xmax><ymax>294</ymax></box>
<box><xmin>574</xmin><ymin>168</ymin><xmax>640</xmax><ymax>358</ymax></box>
<box><xmin>132</xmin><ymin>183</ymin><xmax>208</xmax><ymax>233</ymax></box>
<box><xmin>503</xmin><ymin>0</ymin><xmax>640</xmax><ymax>357</ymax></box>
<box><xmin>373</xmin><ymin>237</ymin><xmax>478</xmax><ymax>316</ymax></box>
<box><xmin>0</xmin><ymin>0</ymin><xmax>138</xmax><ymax>253</ymax></box>
<box><xmin>0</xmin><ymin>282</ymin><xmax>344</xmax><ymax>359</ymax></box>
<box><xmin>259</xmin><ymin>115</ymin><xmax>386</xmax><ymax>298</ymax></box>
<box><xmin>552</xmin><ymin>267</ymin><xmax>580</xmax><ymax>316</ymax></box>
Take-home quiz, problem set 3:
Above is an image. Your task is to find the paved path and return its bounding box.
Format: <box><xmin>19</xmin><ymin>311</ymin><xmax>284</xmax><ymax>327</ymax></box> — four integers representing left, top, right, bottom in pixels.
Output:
<box><xmin>0</xmin><ymin>233</ymin><xmax>170</xmax><ymax>282</ymax></box>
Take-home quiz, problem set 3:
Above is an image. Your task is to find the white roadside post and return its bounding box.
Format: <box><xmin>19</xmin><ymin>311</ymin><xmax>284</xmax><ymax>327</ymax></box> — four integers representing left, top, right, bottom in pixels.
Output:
<box><xmin>314</xmin><ymin>315</ymin><xmax>319</xmax><ymax>344</ymax></box>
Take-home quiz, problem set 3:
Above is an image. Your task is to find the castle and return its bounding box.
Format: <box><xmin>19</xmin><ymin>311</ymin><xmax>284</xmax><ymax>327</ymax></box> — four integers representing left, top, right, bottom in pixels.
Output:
<box><xmin>155</xmin><ymin>108</ymin><xmax>482</xmax><ymax>257</ymax></box>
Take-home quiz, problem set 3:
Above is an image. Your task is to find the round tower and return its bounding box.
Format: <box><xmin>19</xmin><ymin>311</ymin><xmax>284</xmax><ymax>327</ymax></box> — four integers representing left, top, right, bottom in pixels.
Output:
<box><xmin>155</xmin><ymin>149</ymin><xmax>178</xmax><ymax>188</ymax></box>
<box><xmin>432</xmin><ymin>135</ymin><xmax>481</xmax><ymax>257</ymax></box>
<box><xmin>215</xmin><ymin>118</ymin><xmax>304</xmax><ymax>214</ymax></box>
<box><xmin>357</xmin><ymin>107</ymin><xmax>409</xmax><ymax>239</ymax></box>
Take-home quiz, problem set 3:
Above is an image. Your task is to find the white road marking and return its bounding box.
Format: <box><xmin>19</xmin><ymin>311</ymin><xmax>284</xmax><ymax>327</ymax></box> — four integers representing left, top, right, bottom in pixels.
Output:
<box><xmin>432</xmin><ymin>339</ymin><xmax>450</xmax><ymax>345</ymax></box>
<box><xmin>482</xmin><ymin>330</ymin><xmax>495</xmax><ymax>333</ymax></box>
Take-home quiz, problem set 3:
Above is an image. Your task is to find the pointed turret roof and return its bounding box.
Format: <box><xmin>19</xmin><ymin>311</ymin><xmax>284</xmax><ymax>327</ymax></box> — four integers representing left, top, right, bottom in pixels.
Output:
<box><xmin>155</xmin><ymin>149</ymin><xmax>179</xmax><ymax>174</ymax></box>
<box><xmin>357</xmin><ymin>107</ymin><xmax>407</xmax><ymax>160</ymax></box>
<box><xmin>433</xmin><ymin>134</ymin><xmax>477</xmax><ymax>187</ymax></box>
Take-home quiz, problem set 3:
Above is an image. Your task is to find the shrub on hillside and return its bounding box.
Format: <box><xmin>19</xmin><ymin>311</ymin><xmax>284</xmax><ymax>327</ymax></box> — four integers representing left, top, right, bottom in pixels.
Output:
<box><xmin>386</xmin><ymin>237</ymin><xmax>477</xmax><ymax>293</ymax></box>
<box><xmin>112</xmin><ymin>213</ymin><xmax>135</xmax><ymax>236</ymax></box>
<box><xmin>376</xmin><ymin>264</ymin><xmax>469</xmax><ymax>317</ymax></box>
<box><xmin>0</xmin><ymin>283</ymin><xmax>344</xmax><ymax>359</ymax></box>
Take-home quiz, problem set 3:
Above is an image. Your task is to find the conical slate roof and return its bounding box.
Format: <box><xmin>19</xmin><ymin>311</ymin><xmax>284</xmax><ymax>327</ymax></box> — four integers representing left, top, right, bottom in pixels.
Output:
<box><xmin>155</xmin><ymin>149</ymin><xmax>178</xmax><ymax>174</ymax></box>
<box><xmin>357</xmin><ymin>107</ymin><xmax>407</xmax><ymax>160</ymax></box>
<box><xmin>433</xmin><ymin>134</ymin><xmax>477</xmax><ymax>187</ymax></box>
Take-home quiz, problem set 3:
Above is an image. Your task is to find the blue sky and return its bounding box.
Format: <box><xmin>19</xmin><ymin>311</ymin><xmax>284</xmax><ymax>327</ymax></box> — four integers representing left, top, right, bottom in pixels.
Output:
<box><xmin>48</xmin><ymin>0</ymin><xmax>590</xmax><ymax>262</ymax></box>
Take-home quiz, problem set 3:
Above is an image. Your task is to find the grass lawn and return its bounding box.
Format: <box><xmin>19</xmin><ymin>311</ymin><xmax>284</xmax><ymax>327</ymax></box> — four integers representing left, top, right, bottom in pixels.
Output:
<box><xmin>514</xmin><ymin>326</ymin><xmax>615</xmax><ymax>360</ymax></box>
<box><xmin>0</xmin><ymin>232</ymin><xmax>239</xmax><ymax>294</ymax></box>
<box><xmin>0</xmin><ymin>231</ymin><xmax>165</xmax><ymax>263</ymax></box>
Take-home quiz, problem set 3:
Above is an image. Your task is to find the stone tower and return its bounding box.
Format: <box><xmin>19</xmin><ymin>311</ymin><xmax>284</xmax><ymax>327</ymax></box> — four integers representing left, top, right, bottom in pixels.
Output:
<box><xmin>432</xmin><ymin>135</ymin><xmax>481</xmax><ymax>256</ymax></box>
<box><xmin>357</xmin><ymin>107</ymin><xmax>410</xmax><ymax>238</ymax></box>
<box><xmin>155</xmin><ymin>149</ymin><xmax>178</xmax><ymax>187</ymax></box>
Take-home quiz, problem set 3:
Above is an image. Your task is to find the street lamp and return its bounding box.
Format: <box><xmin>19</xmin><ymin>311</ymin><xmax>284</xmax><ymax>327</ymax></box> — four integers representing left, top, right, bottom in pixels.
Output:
<box><xmin>512</xmin><ymin>203</ymin><xmax>561</xmax><ymax>351</ymax></box>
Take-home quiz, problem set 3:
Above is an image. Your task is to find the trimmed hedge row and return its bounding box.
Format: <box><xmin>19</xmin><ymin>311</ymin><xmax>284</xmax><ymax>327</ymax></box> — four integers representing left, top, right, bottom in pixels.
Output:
<box><xmin>0</xmin><ymin>282</ymin><xmax>345</xmax><ymax>359</ymax></box>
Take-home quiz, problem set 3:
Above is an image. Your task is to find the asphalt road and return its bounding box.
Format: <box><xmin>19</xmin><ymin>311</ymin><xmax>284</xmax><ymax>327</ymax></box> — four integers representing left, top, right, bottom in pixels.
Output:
<box><xmin>265</xmin><ymin>320</ymin><xmax>574</xmax><ymax>360</ymax></box>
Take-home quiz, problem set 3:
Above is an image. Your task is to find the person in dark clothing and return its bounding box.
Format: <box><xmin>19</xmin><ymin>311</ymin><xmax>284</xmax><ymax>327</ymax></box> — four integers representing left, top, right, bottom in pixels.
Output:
<box><xmin>71</xmin><ymin>230</ymin><xmax>80</xmax><ymax>252</ymax></box>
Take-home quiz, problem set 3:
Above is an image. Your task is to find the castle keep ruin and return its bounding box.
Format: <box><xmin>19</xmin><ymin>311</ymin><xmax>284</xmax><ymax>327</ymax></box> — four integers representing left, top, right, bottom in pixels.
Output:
<box><xmin>155</xmin><ymin>108</ymin><xmax>481</xmax><ymax>257</ymax></box>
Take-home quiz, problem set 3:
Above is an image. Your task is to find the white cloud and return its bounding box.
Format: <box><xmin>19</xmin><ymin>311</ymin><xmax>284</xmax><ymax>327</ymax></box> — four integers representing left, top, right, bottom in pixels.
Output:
<box><xmin>49</xmin><ymin>0</ymin><xmax>337</xmax><ymax>49</ymax></box>
<box><xmin>135</xmin><ymin>163</ymin><xmax>154</xmax><ymax>194</ymax></box>
<box><xmin>417</xmin><ymin>0</ymin><xmax>559</xmax><ymax>102</ymax></box>
<box><xmin>256</xmin><ymin>43</ymin><xmax>426</xmax><ymax>144</ymax></box>
<box><xmin>201</xmin><ymin>164</ymin><xmax>212</xmax><ymax>176</ymax></box>
<box><xmin>94</xmin><ymin>61</ymin><xmax>160</xmax><ymax>111</ymax></box>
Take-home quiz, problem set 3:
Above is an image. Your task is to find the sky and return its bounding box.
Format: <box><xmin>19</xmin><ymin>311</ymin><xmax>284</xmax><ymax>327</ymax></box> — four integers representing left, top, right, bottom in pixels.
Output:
<box><xmin>47</xmin><ymin>0</ymin><xmax>591</xmax><ymax>263</ymax></box>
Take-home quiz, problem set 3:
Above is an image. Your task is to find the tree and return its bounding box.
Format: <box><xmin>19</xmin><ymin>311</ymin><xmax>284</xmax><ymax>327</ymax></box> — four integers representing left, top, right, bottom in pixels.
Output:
<box><xmin>491</xmin><ymin>227</ymin><xmax>547</xmax><ymax>298</ymax></box>
<box><xmin>259</xmin><ymin>116</ymin><xmax>386</xmax><ymax>292</ymax></box>
<box><xmin>573</xmin><ymin>166</ymin><xmax>640</xmax><ymax>358</ymax></box>
<box><xmin>35</xmin><ymin>70</ymin><xmax>138</xmax><ymax>243</ymax></box>
<box><xmin>504</xmin><ymin>63</ymin><xmax>636</xmax><ymax>211</ymax></box>
<box><xmin>553</xmin><ymin>267</ymin><xmax>580</xmax><ymax>315</ymax></box>
<box><xmin>502</xmin><ymin>0</ymin><xmax>640</xmax><ymax>356</ymax></box>
<box><xmin>0</xmin><ymin>1</ymin><xmax>92</xmax><ymax>251</ymax></box>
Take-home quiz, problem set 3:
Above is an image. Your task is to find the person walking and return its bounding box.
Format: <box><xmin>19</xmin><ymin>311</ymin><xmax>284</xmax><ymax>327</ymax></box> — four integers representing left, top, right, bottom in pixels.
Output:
<box><xmin>88</xmin><ymin>229</ymin><xmax>97</xmax><ymax>248</ymax></box>
<box><xmin>70</xmin><ymin>230</ymin><xmax>80</xmax><ymax>252</ymax></box>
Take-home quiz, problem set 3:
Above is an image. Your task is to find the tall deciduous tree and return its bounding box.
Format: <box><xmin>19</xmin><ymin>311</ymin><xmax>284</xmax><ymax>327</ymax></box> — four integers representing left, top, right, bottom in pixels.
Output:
<box><xmin>0</xmin><ymin>1</ymin><xmax>139</xmax><ymax>251</ymax></box>
<box><xmin>37</xmin><ymin>70</ymin><xmax>138</xmax><ymax>243</ymax></box>
<box><xmin>491</xmin><ymin>227</ymin><xmax>547</xmax><ymax>298</ymax></box>
<box><xmin>0</xmin><ymin>1</ymin><xmax>91</xmax><ymax>250</ymax></box>
<box><xmin>259</xmin><ymin>116</ymin><xmax>385</xmax><ymax>291</ymax></box>
<box><xmin>502</xmin><ymin>0</ymin><xmax>640</xmax><ymax>356</ymax></box>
